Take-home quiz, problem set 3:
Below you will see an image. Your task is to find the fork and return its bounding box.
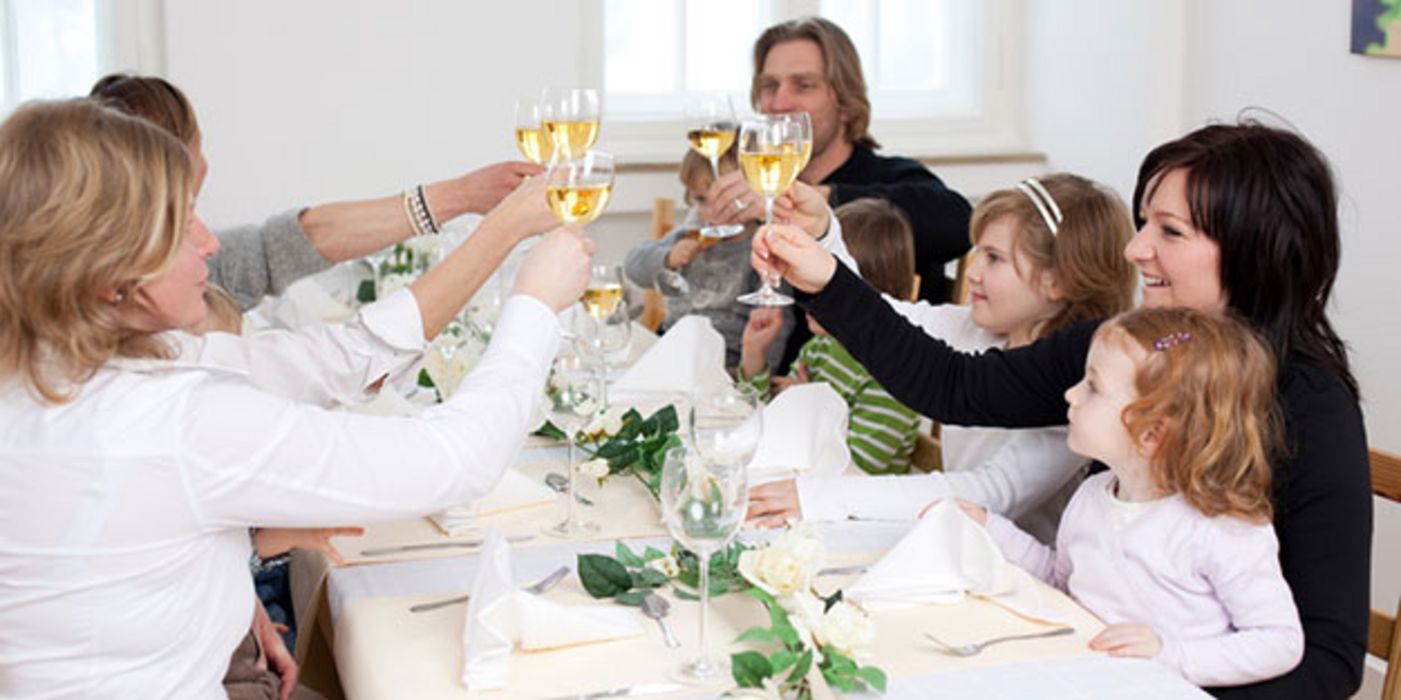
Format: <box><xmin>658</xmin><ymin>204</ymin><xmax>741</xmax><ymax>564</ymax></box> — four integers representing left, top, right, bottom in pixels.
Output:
<box><xmin>923</xmin><ymin>626</ymin><xmax>1075</xmax><ymax>656</ymax></box>
<box><xmin>409</xmin><ymin>565</ymin><xmax>571</xmax><ymax>613</ymax></box>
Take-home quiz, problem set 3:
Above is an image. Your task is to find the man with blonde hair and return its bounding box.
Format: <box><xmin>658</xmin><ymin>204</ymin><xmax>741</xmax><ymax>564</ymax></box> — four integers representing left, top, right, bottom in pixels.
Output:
<box><xmin>705</xmin><ymin>17</ymin><xmax>972</xmax><ymax>367</ymax></box>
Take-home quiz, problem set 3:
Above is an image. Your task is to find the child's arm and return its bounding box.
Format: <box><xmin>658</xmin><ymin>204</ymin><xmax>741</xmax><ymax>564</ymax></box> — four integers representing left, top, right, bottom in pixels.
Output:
<box><xmin>937</xmin><ymin>427</ymin><xmax>1085</xmax><ymax>520</ymax></box>
<box><xmin>982</xmin><ymin>509</ymin><xmax>1069</xmax><ymax>590</ymax></box>
<box><xmin>1148</xmin><ymin>522</ymin><xmax>1304</xmax><ymax>687</ymax></box>
<box><xmin>846</xmin><ymin>382</ymin><xmax>922</xmax><ymax>475</ymax></box>
<box><xmin>737</xmin><ymin>307</ymin><xmax>785</xmax><ymax>391</ymax></box>
<box><xmin>622</xmin><ymin>226</ymin><xmax>691</xmax><ymax>290</ymax></box>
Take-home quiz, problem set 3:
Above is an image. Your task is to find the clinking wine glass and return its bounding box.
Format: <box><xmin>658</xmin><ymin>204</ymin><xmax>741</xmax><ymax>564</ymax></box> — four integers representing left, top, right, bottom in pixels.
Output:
<box><xmin>513</xmin><ymin>97</ymin><xmax>553</xmax><ymax>165</ymax></box>
<box><xmin>544</xmin><ymin>150</ymin><xmax>615</xmax><ymax>236</ymax></box>
<box><xmin>659</xmin><ymin>446</ymin><xmax>749</xmax><ymax>684</ymax></box>
<box><xmin>689</xmin><ymin>381</ymin><xmax>764</xmax><ymax>471</ymax></box>
<box><xmin>540</xmin><ymin>87</ymin><xmax>600</xmax><ymax>163</ymax></box>
<box><xmin>543</xmin><ymin>355</ymin><xmax>604</xmax><ymax>538</ymax></box>
<box><xmin>574</xmin><ymin>264</ymin><xmax>632</xmax><ymax>403</ymax></box>
<box><xmin>684</xmin><ymin>94</ymin><xmax>744</xmax><ymax>243</ymax></box>
<box><xmin>736</xmin><ymin>113</ymin><xmax>807</xmax><ymax>307</ymax></box>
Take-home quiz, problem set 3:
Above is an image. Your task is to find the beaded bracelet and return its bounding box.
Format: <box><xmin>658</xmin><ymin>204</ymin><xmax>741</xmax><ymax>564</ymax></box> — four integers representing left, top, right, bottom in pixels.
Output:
<box><xmin>402</xmin><ymin>185</ymin><xmax>440</xmax><ymax>236</ymax></box>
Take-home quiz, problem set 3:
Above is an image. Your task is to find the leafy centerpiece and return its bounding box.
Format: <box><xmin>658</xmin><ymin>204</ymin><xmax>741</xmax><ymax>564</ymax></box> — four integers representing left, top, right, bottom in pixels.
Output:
<box><xmin>535</xmin><ymin>403</ymin><xmax>682</xmax><ymax>499</ymax></box>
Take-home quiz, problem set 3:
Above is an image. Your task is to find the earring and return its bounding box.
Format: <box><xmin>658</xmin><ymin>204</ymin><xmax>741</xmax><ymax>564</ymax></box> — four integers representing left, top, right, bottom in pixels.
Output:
<box><xmin>112</xmin><ymin>290</ymin><xmax>127</xmax><ymax>304</ymax></box>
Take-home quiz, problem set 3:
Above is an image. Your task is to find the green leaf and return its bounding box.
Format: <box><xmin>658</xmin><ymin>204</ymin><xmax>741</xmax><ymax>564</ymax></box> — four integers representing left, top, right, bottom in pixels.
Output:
<box><xmin>417</xmin><ymin>368</ymin><xmax>436</xmax><ymax>388</ymax></box>
<box><xmin>355</xmin><ymin>279</ymin><xmax>376</xmax><ymax>304</ymax></box>
<box><xmin>734</xmin><ymin>626</ymin><xmax>780</xmax><ymax>645</ymax></box>
<box><xmin>654</xmin><ymin>405</ymin><xmax>679</xmax><ymax>433</ymax></box>
<box><xmin>856</xmin><ymin>666</ymin><xmax>887</xmax><ymax>693</ymax></box>
<box><xmin>729</xmin><ymin>651</ymin><xmax>773</xmax><ymax>688</ymax></box>
<box><xmin>613</xmin><ymin>590</ymin><xmax>647</xmax><ymax>606</ymax></box>
<box><xmin>768</xmin><ymin>649</ymin><xmax>797</xmax><ymax>674</ymax></box>
<box><xmin>768</xmin><ymin>602</ymin><xmax>800</xmax><ymax>648</ymax></box>
<box><xmin>822</xmin><ymin>588</ymin><xmax>843</xmax><ymax>613</ymax></box>
<box><xmin>822</xmin><ymin>664</ymin><xmax>858</xmax><ymax>693</ymax></box>
<box><xmin>823</xmin><ymin>651</ymin><xmax>857</xmax><ymax>673</ymax></box>
<box><xmin>642</xmin><ymin>546</ymin><xmax>667</xmax><ymax>562</ymax></box>
<box><xmin>673</xmin><ymin>587</ymin><xmax>699</xmax><ymax>601</ymax></box>
<box><xmin>787</xmin><ymin>649</ymin><xmax>813</xmax><ymax>684</ymax></box>
<box><xmin>577</xmin><ymin>554</ymin><xmax>631</xmax><ymax>598</ymax></box>
<box><xmin>532</xmin><ymin>421</ymin><xmax>567</xmax><ymax>441</ymax></box>
<box><xmin>614</xmin><ymin>541</ymin><xmax>643</xmax><ymax>567</ymax></box>
<box><xmin>746</xmin><ymin>586</ymin><xmax>777</xmax><ymax>608</ymax></box>
<box><xmin>636</xmin><ymin>568</ymin><xmax>670</xmax><ymax>587</ymax></box>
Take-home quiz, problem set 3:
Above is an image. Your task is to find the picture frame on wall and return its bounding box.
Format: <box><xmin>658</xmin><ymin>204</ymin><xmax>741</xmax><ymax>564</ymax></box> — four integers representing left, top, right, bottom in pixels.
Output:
<box><xmin>1351</xmin><ymin>0</ymin><xmax>1401</xmax><ymax>57</ymax></box>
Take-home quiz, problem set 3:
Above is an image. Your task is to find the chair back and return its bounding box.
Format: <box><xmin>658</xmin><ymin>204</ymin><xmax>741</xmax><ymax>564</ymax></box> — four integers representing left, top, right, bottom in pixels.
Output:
<box><xmin>949</xmin><ymin>251</ymin><xmax>975</xmax><ymax>305</ymax></box>
<box><xmin>638</xmin><ymin>198</ymin><xmax>676</xmax><ymax>332</ymax></box>
<box><xmin>1370</xmin><ymin>448</ymin><xmax>1401</xmax><ymax>700</ymax></box>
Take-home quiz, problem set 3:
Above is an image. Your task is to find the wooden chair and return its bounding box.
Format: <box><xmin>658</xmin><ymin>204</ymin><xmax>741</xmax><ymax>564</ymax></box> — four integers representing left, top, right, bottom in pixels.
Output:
<box><xmin>637</xmin><ymin>198</ymin><xmax>676</xmax><ymax>332</ymax></box>
<box><xmin>1371</xmin><ymin>448</ymin><xmax>1401</xmax><ymax>700</ymax></box>
<box><xmin>948</xmin><ymin>250</ymin><xmax>975</xmax><ymax>305</ymax></box>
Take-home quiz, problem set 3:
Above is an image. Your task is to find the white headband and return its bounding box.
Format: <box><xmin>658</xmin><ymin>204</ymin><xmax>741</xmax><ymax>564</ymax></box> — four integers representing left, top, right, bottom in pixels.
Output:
<box><xmin>1016</xmin><ymin>177</ymin><xmax>1063</xmax><ymax>235</ymax></box>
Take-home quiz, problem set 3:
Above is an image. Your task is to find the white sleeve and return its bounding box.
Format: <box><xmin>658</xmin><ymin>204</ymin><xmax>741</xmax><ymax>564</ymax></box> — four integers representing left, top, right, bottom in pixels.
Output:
<box><xmin>177</xmin><ymin>294</ymin><xmax>559</xmax><ymax>527</ymax></box>
<box><xmin>881</xmin><ymin>296</ymin><xmax>974</xmax><ymax>341</ymax></box>
<box><xmin>936</xmin><ymin>429</ymin><xmax>1087</xmax><ymax>520</ymax></box>
<box><xmin>179</xmin><ymin>288</ymin><xmax>426</xmax><ymax>408</ymax></box>
<box><xmin>796</xmin><ymin>473</ymin><xmax>953</xmax><ymax>522</ymax></box>
<box><xmin>818</xmin><ymin>208</ymin><xmax>860</xmax><ymax>277</ymax></box>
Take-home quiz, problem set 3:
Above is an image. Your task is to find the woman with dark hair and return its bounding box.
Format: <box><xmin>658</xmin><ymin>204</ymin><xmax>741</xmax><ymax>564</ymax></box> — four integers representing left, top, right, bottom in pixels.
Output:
<box><xmin>750</xmin><ymin>121</ymin><xmax>1370</xmax><ymax>699</ymax></box>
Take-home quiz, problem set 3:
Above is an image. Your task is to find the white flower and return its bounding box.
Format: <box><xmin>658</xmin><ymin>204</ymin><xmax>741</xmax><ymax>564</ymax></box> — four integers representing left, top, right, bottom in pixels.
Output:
<box><xmin>814</xmin><ymin>600</ymin><xmax>876</xmax><ymax>659</ymax></box>
<box><xmin>645</xmin><ymin>554</ymin><xmax>680</xmax><ymax>578</ymax></box>
<box><xmin>583</xmin><ymin>406</ymin><xmax>627</xmax><ymax>438</ymax></box>
<box><xmin>422</xmin><ymin>340</ymin><xmax>476</xmax><ymax>397</ymax></box>
<box><xmin>778</xmin><ymin>593</ymin><xmax>823</xmax><ymax>653</ymax></box>
<box><xmin>376</xmin><ymin>271</ymin><xmax>415</xmax><ymax>299</ymax></box>
<box><xmin>737</xmin><ymin>525</ymin><xmax>826</xmax><ymax>598</ymax></box>
<box><xmin>578</xmin><ymin>457</ymin><xmax>611</xmax><ymax>482</ymax></box>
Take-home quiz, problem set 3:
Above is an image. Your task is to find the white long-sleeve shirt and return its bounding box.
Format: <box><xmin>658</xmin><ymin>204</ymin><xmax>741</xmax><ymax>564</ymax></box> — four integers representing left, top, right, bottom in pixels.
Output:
<box><xmin>0</xmin><ymin>293</ymin><xmax>559</xmax><ymax>699</ymax></box>
<box><xmin>796</xmin><ymin>304</ymin><xmax>1086</xmax><ymax>542</ymax></box>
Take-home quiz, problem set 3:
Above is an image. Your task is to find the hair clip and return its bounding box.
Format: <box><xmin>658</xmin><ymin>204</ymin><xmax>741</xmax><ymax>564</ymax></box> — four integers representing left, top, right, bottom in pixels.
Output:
<box><xmin>1153</xmin><ymin>331</ymin><xmax>1192</xmax><ymax>351</ymax></box>
<box><xmin>1016</xmin><ymin>177</ymin><xmax>1063</xmax><ymax>236</ymax></box>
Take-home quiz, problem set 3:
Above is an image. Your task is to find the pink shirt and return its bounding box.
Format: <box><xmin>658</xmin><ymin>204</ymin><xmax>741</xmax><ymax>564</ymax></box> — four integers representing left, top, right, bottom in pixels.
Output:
<box><xmin>985</xmin><ymin>471</ymin><xmax>1304</xmax><ymax>687</ymax></box>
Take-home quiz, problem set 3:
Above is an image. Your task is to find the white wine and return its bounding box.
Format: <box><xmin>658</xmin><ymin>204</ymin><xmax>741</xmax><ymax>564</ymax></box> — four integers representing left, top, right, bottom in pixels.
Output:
<box><xmin>738</xmin><ymin>150</ymin><xmax>804</xmax><ymax>197</ymax></box>
<box><xmin>514</xmin><ymin>127</ymin><xmax>552</xmax><ymax>164</ymax></box>
<box><xmin>543</xmin><ymin>119</ymin><xmax>600</xmax><ymax>160</ymax></box>
<box><xmin>546</xmin><ymin>183</ymin><xmax>613</xmax><ymax>225</ymax></box>
<box><xmin>581</xmin><ymin>283</ymin><xmax>623</xmax><ymax>319</ymax></box>
<box><xmin>797</xmin><ymin>140</ymin><xmax>813</xmax><ymax>171</ymax></box>
<box><xmin>686</xmin><ymin>125</ymin><xmax>737</xmax><ymax>160</ymax></box>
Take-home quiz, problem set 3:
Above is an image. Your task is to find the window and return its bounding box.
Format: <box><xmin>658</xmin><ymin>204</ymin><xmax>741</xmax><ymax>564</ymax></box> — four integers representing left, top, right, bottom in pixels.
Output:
<box><xmin>599</xmin><ymin>0</ymin><xmax>1023</xmax><ymax>160</ymax></box>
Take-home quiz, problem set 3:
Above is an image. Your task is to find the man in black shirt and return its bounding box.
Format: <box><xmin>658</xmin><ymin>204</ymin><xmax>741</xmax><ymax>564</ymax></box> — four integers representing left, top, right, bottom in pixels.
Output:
<box><xmin>702</xmin><ymin>17</ymin><xmax>972</xmax><ymax>370</ymax></box>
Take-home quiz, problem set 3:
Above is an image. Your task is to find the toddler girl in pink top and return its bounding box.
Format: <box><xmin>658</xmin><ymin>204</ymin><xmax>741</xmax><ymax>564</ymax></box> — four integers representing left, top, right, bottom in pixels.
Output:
<box><xmin>959</xmin><ymin>307</ymin><xmax>1303</xmax><ymax>687</ymax></box>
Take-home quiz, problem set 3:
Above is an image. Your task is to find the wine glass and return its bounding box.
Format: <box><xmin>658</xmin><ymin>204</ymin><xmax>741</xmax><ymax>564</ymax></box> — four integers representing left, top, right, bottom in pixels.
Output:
<box><xmin>689</xmin><ymin>382</ymin><xmax>764</xmax><ymax>471</ymax></box>
<box><xmin>544</xmin><ymin>150</ymin><xmax>615</xmax><ymax>235</ymax></box>
<box><xmin>736</xmin><ymin>113</ymin><xmax>807</xmax><ymax>307</ymax></box>
<box><xmin>684</xmin><ymin>94</ymin><xmax>745</xmax><ymax>244</ymax></box>
<box><xmin>513</xmin><ymin>97</ymin><xmax>553</xmax><ymax>165</ymax></box>
<box><xmin>540</xmin><ymin>87</ymin><xmax>600</xmax><ymax>162</ymax></box>
<box><xmin>543</xmin><ymin>354</ymin><xmax>604</xmax><ymax>538</ymax></box>
<box><xmin>659</xmin><ymin>446</ymin><xmax>749</xmax><ymax>684</ymax></box>
<box><xmin>574</xmin><ymin>264</ymin><xmax>632</xmax><ymax>403</ymax></box>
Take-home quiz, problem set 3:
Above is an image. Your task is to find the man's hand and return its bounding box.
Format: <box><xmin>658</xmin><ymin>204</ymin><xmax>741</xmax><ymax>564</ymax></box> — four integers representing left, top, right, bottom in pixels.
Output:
<box><xmin>455</xmin><ymin>161</ymin><xmax>545</xmax><ymax>214</ymax></box>
<box><xmin>252</xmin><ymin>601</ymin><xmax>299</xmax><ymax>700</ymax></box>
<box><xmin>699</xmin><ymin>171</ymin><xmax>763</xmax><ymax>226</ymax></box>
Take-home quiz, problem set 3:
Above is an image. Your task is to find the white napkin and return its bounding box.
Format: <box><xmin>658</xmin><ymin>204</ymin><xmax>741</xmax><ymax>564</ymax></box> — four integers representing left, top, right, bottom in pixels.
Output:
<box><xmin>271</xmin><ymin>278</ymin><xmax>355</xmax><ymax>328</ymax></box>
<box><xmin>846</xmin><ymin>501</ymin><xmax>1062</xmax><ymax>622</ymax></box>
<box><xmin>428</xmin><ymin>470</ymin><xmax>557</xmax><ymax>535</ymax></box>
<box><xmin>746</xmin><ymin>383</ymin><xmax>852</xmax><ymax>481</ymax></box>
<box><xmin>611</xmin><ymin>315</ymin><xmax>731</xmax><ymax>397</ymax></box>
<box><xmin>462</xmin><ymin>529</ymin><xmax>642</xmax><ymax>690</ymax></box>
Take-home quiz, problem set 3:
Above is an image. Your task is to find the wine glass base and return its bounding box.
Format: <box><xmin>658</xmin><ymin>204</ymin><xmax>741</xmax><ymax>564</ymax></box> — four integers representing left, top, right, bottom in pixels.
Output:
<box><xmin>698</xmin><ymin>223</ymin><xmax>746</xmax><ymax>240</ymax></box>
<box><xmin>737</xmin><ymin>289</ymin><xmax>794</xmax><ymax>307</ymax></box>
<box><xmin>541</xmin><ymin>519</ymin><xmax>600</xmax><ymax>538</ymax></box>
<box><xmin>669</xmin><ymin>656</ymin><xmax>730</xmax><ymax>686</ymax></box>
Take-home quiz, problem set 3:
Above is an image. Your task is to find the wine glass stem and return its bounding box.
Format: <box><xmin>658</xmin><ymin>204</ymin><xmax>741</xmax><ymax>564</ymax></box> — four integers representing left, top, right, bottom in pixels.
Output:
<box><xmin>565</xmin><ymin>440</ymin><xmax>577</xmax><ymax>528</ymax></box>
<box><xmin>698</xmin><ymin>550</ymin><xmax>712</xmax><ymax>660</ymax></box>
<box><xmin>762</xmin><ymin>195</ymin><xmax>779</xmax><ymax>290</ymax></box>
<box><xmin>708</xmin><ymin>156</ymin><xmax>721</xmax><ymax>181</ymax></box>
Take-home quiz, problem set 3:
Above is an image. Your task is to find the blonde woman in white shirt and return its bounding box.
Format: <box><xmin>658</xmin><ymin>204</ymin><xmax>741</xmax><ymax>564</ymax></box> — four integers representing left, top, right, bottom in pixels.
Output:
<box><xmin>747</xmin><ymin>174</ymin><xmax>1137</xmax><ymax>543</ymax></box>
<box><xmin>0</xmin><ymin>99</ymin><xmax>592</xmax><ymax>699</ymax></box>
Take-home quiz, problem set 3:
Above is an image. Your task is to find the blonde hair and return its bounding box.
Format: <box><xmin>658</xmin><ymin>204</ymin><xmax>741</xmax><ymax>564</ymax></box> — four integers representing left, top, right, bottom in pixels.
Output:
<box><xmin>198</xmin><ymin>285</ymin><xmax>244</xmax><ymax>335</ymax></box>
<box><xmin>835</xmin><ymin>199</ymin><xmax>915</xmax><ymax>300</ymax></box>
<box><xmin>970</xmin><ymin>173</ymin><xmax>1136</xmax><ymax>339</ymax></box>
<box><xmin>1099</xmin><ymin>307</ymin><xmax>1281</xmax><ymax>522</ymax></box>
<box><xmin>679</xmin><ymin>142</ymin><xmax>739</xmax><ymax>205</ymax></box>
<box><xmin>751</xmin><ymin>17</ymin><xmax>878</xmax><ymax>149</ymax></box>
<box><xmin>0</xmin><ymin>99</ymin><xmax>193</xmax><ymax>403</ymax></box>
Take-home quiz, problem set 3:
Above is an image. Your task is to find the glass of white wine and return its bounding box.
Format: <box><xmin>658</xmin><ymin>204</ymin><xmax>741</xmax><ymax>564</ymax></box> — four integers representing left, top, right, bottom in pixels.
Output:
<box><xmin>684</xmin><ymin>94</ymin><xmax>744</xmax><ymax>244</ymax></box>
<box><xmin>660</xmin><ymin>446</ymin><xmax>749</xmax><ymax>684</ymax></box>
<box><xmin>544</xmin><ymin>150</ymin><xmax>615</xmax><ymax>235</ymax></box>
<box><xmin>513</xmin><ymin>97</ymin><xmax>552</xmax><ymax>165</ymax></box>
<box><xmin>543</xmin><ymin>354</ymin><xmax>604</xmax><ymax>538</ymax></box>
<box><xmin>574</xmin><ymin>264</ymin><xmax>632</xmax><ymax>403</ymax></box>
<box><xmin>541</xmin><ymin>87</ymin><xmax>600</xmax><ymax>162</ymax></box>
<box><xmin>736</xmin><ymin>113</ymin><xmax>807</xmax><ymax>307</ymax></box>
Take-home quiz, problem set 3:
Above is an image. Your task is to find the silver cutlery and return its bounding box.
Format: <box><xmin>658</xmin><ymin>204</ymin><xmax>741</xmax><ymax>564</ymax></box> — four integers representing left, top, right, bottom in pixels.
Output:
<box><xmin>359</xmin><ymin>533</ymin><xmax>535</xmax><ymax>557</ymax></box>
<box><xmin>923</xmin><ymin>626</ymin><xmax>1075</xmax><ymax>657</ymax></box>
<box><xmin>640</xmin><ymin>593</ymin><xmax>680</xmax><ymax>648</ymax></box>
<box><xmin>541</xmin><ymin>682</ymin><xmax>683</xmax><ymax>700</ymax></box>
<box><xmin>545</xmin><ymin>472</ymin><xmax>595</xmax><ymax>506</ymax></box>
<box><xmin>409</xmin><ymin>564</ymin><xmax>571</xmax><ymax>613</ymax></box>
<box><xmin>816</xmin><ymin>563</ymin><xmax>870</xmax><ymax>576</ymax></box>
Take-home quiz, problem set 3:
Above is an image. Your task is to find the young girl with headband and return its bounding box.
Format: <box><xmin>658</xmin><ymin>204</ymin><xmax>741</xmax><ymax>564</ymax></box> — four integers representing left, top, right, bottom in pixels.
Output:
<box><xmin>749</xmin><ymin>174</ymin><xmax>1136</xmax><ymax>542</ymax></box>
<box><xmin>960</xmin><ymin>306</ymin><xmax>1304</xmax><ymax>687</ymax></box>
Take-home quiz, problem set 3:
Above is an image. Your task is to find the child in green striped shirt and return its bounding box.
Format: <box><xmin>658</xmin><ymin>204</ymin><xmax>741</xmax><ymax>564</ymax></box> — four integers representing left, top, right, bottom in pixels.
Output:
<box><xmin>738</xmin><ymin>199</ymin><xmax>921</xmax><ymax>475</ymax></box>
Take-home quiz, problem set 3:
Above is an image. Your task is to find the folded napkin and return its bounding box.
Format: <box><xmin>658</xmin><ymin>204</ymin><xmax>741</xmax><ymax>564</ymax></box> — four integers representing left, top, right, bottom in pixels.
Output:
<box><xmin>611</xmin><ymin>315</ymin><xmax>731</xmax><ymax>397</ymax></box>
<box><xmin>846</xmin><ymin>501</ymin><xmax>1061</xmax><ymax>622</ymax></box>
<box><xmin>462</xmin><ymin>529</ymin><xmax>642</xmax><ymax>690</ymax></box>
<box><xmin>428</xmin><ymin>470</ymin><xmax>557</xmax><ymax>535</ymax></box>
<box><xmin>746</xmin><ymin>383</ymin><xmax>852</xmax><ymax>481</ymax></box>
<box><xmin>271</xmin><ymin>278</ymin><xmax>356</xmax><ymax>329</ymax></box>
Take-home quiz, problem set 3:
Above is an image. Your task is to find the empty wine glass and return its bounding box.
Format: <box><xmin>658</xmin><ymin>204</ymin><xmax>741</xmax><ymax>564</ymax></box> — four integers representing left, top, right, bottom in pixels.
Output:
<box><xmin>542</xmin><ymin>354</ymin><xmax>604</xmax><ymax>538</ymax></box>
<box><xmin>540</xmin><ymin>87</ymin><xmax>600</xmax><ymax>162</ymax></box>
<box><xmin>736</xmin><ymin>113</ymin><xmax>807</xmax><ymax>307</ymax></box>
<box><xmin>659</xmin><ymin>446</ymin><xmax>749</xmax><ymax>684</ymax></box>
<box><xmin>689</xmin><ymin>382</ymin><xmax>763</xmax><ymax>471</ymax></box>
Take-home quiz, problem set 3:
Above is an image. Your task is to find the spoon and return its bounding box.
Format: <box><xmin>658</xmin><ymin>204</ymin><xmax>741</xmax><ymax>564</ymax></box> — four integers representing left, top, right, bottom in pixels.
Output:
<box><xmin>641</xmin><ymin>593</ymin><xmax>680</xmax><ymax>648</ymax></box>
<box><xmin>545</xmin><ymin>472</ymin><xmax>594</xmax><ymax>506</ymax></box>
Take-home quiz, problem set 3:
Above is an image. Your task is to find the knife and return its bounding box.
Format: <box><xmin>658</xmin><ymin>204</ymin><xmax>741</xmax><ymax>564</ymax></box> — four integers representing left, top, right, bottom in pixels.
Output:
<box><xmin>816</xmin><ymin>563</ymin><xmax>870</xmax><ymax>576</ymax></box>
<box><xmin>542</xmin><ymin>682</ymin><xmax>683</xmax><ymax>700</ymax></box>
<box><xmin>358</xmin><ymin>534</ymin><xmax>535</xmax><ymax>557</ymax></box>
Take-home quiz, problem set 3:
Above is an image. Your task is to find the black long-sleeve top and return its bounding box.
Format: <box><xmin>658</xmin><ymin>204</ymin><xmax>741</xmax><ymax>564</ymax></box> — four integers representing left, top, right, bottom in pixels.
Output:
<box><xmin>781</xmin><ymin>145</ymin><xmax>974</xmax><ymax>372</ymax></box>
<box><xmin>801</xmin><ymin>263</ymin><xmax>1372</xmax><ymax>699</ymax></box>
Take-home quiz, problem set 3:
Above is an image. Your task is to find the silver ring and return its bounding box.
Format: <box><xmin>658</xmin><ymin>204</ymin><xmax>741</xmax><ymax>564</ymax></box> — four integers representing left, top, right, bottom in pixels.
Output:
<box><xmin>733</xmin><ymin>197</ymin><xmax>746</xmax><ymax>212</ymax></box>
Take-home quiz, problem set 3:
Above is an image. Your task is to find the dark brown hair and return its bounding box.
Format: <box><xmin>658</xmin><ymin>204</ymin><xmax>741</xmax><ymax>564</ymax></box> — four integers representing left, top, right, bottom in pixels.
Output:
<box><xmin>751</xmin><ymin>17</ymin><xmax>878</xmax><ymax>149</ymax></box>
<box><xmin>1133</xmin><ymin>120</ymin><xmax>1356</xmax><ymax>396</ymax></box>
<box><xmin>89</xmin><ymin>73</ymin><xmax>200</xmax><ymax>145</ymax></box>
<box><xmin>835</xmin><ymin>198</ymin><xmax>915</xmax><ymax>300</ymax></box>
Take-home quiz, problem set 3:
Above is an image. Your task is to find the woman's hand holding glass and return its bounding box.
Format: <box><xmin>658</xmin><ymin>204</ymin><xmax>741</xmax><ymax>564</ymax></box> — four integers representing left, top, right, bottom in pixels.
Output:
<box><xmin>510</xmin><ymin>228</ymin><xmax>595</xmax><ymax>313</ymax></box>
<box><xmin>750</xmin><ymin>223</ymin><xmax>839</xmax><ymax>296</ymax></box>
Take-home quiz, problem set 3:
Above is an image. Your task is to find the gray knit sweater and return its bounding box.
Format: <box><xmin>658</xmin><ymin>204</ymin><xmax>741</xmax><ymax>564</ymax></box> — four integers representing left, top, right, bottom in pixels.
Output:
<box><xmin>210</xmin><ymin>208</ymin><xmax>332</xmax><ymax>311</ymax></box>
